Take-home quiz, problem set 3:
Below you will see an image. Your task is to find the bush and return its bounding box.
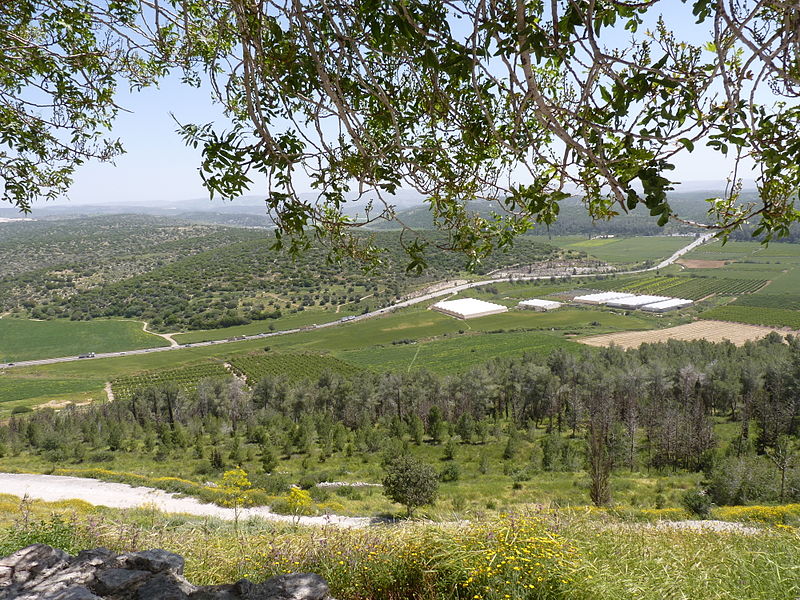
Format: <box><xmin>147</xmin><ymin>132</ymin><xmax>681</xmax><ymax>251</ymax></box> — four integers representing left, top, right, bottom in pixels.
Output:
<box><xmin>706</xmin><ymin>456</ymin><xmax>784</xmax><ymax>505</ymax></box>
<box><xmin>383</xmin><ymin>455</ymin><xmax>439</xmax><ymax>517</ymax></box>
<box><xmin>439</xmin><ymin>462</ymin><xmax>460</xmax><ymax>482</ymax></box>
<box><xmin>681</xmin><ymin>489</ymin><xmax>713</xmax><ymax>519</ymax></box>
<box><xmin>0</xmin><ymin>514</ymin><xmax>83</xmax><ymax>556</ymax></box>
<box><xmin>250</xmin><ymin>473</ymin><xmax>290</xmax><ymax>495</ymax></box>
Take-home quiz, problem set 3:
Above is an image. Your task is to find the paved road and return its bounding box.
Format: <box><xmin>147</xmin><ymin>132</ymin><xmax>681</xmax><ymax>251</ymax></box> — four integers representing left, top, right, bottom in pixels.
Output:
<box><xmin>0</xmin><ymin>233</ymin><xmax>714</xmax><ymax>370</ymax></box>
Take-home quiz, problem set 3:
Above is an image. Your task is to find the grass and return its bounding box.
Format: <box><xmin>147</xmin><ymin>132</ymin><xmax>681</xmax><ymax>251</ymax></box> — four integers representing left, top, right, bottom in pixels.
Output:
<box><xmin>0</xmin><ymin>318</ymin><xmax>168</xmax><ymax>362</ymax></box>
<box><xmin>172</xmin><ymin>307</ymin><xmax>357</xmax><ymax>344</ymax></box>
<box><xmin>0</xmin><ymin>496</ymin><xmax>797</xmax><ymax>600</ymax></box>
<box><xmin>700</xmin><ymin>305</ymin><xmax>800</xmax><ymax>329</ymax></box>
<box><xmin>0</xmin><ymin>376</ymin><xmax>104</xmax><ymax>413</ymax></box>
<box><xmin>548</xmin><ymin>235</ymin><xmax>691</xmax><ymax>264</ymax></box>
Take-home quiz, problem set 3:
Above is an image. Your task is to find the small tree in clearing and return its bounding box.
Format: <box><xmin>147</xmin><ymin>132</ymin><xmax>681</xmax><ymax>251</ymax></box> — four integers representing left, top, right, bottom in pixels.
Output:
<box><xmin>382</xmin><ymin>455</ymin><xmax>439</xmax><ymax>518</ymax></box>
<box><xmin>220</xmin><ymin>467</ymin><xmax>252</xmax><ymax>532</ymax></box>
<box><xmin>286</xmin><ymin>486</ymin><xmax>313</xmax><ymax>525</ymax></box>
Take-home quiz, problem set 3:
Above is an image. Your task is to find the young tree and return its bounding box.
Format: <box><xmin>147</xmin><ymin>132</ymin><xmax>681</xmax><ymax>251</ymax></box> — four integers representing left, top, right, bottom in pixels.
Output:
<box><xmin>382</xmin><ymin>455</ymin><xmax>439</xmax><ymax>517</ymax></box>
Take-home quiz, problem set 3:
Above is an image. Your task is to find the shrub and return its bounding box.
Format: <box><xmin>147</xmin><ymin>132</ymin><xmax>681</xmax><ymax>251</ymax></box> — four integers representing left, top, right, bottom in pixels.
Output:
<box><xmin>382</xmin><ymin>455</ymin><xmax>439</xmax><ymax>517</ymax></box>
<box><xmin>681</xmin><ymin>489</ymin><xmax>714</xmax><ymax>519</ymax></box>
<box><xmin>439</xmin><ymin>462</ymin><xmax>460</xmax><ymax>482</ymax></box>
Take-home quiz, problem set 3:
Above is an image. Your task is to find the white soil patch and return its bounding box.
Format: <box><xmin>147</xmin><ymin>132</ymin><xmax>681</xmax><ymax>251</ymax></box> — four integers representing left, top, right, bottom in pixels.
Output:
<box><xmin>579</xmin><ymin>320</ymin><xmax>782</xmax><ymax>349</ymax></box>
<box><xmin>653</xmin><ymin>519</ymin><xmax>761</xmax><ymax>535</ymax></box>
<box><xmin>0</xmin><ymin>473</ymin><xmax>371</xmax><ymax>528</ymax></box>
<box><xmin>677</xmin><ymin>259</ymin><xmax>728</xmax><ymax>269</ymax></box>
<box><xmin>104</xmin><ymin>382</ymin><xmax>115</xmax><ymax>402</ymax></box>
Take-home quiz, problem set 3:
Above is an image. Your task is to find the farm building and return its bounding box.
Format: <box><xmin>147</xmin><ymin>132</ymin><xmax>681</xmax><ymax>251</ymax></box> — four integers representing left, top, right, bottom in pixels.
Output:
<box><xmin>605</xmin><ymin>295</ymin><xmax>671</xmax><ymax>308</ymax></box>
<box><xmin>641</xmin><ymin>298</ymin><xmax>694</xmax><ymax>312</ymax></box>
<box><xmin>518</xmin><ymin>299</ymin><xmax>562</xmax><ymax>311</ymax></box>
<box><xmin>573</xmin><ymin>291</ymin><xmax>637</xmax><ymax>305</ymax></box>
<box><xmin>431</xmin><ymin>298</ymin><xmax>508</xmax><ymax>319</ymax></box>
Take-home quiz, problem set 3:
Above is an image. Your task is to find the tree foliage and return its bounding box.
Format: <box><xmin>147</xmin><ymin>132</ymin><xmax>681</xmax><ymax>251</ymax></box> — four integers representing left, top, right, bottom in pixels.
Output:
<box><xmin>0</xmin><ymin>0</ymin><xmax>165</xmax><ymax>211</ymax></box>
<box><xmin>3</xmin><ymin>1</ymin><xmax>800</xmax><ymax>266</ymax></box>
<box><xmin>382</xmin><ymin>454</ymin><xmax>439</xmax><ymax>516</ymax></box>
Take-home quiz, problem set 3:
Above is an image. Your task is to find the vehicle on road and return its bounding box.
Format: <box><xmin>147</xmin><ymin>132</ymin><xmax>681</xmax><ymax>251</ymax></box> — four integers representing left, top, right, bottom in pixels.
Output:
<box><xmin>78</xmin><ymin>352</ymin><xmax>96</xmax><ymax>359</ymax></box>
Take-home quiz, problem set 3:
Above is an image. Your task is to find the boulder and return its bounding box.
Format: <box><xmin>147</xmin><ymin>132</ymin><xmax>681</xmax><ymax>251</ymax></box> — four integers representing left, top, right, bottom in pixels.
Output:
<box><xmin>0</xmin><ymin>545</ymin><xmax>335</xmax><ymax>600</ymax></box>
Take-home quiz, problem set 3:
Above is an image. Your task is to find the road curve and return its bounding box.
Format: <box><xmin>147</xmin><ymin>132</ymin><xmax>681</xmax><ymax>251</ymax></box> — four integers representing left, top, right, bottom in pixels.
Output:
<box><xmin>0</xmin><ymin>233</ymin><xmax>713</xmax><ymax>370</ymax></box>
<box><xmin>0</xmin><ymin>472</ymin><xmax>371</xmax><ymax>528</ymax></box>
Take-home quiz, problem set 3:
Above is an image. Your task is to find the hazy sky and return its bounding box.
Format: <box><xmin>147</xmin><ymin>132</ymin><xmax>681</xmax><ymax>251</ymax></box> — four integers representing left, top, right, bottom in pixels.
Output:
<box><xmin>57</xmin><ymin>3</ymin><xmax>759</xmax><ymax>207</ymax></box>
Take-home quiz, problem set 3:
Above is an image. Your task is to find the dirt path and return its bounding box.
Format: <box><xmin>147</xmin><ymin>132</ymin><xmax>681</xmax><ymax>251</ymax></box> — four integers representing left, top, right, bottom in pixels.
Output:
<box><xmin>104</xmin><ymin>382</ymin><xmax>115</xmax><ymax>402</ymax></box>
<box><xmin>0</xmin><ymin>473</ymin><xmax>372</xmax><ymax>528</ymax></box>
<box><xmin>140</xmin><ymin>321</ymin><xmax>179</xmax><ymax>348</ymax></box>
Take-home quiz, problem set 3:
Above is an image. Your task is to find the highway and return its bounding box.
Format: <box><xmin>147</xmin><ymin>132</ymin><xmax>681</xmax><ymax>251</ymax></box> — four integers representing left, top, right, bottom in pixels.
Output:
<box><xmin>0</xmin><ymin>233</ymin><xmax>714</xmax><ymax>370</ymax></box>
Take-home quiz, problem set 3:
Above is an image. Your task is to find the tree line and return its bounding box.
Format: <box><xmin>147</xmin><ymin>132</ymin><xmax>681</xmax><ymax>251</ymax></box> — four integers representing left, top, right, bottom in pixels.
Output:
<box><xmin>3</xmin><ymin>335</ymin><xmax>799</xmax><ymax>507</ymax></box>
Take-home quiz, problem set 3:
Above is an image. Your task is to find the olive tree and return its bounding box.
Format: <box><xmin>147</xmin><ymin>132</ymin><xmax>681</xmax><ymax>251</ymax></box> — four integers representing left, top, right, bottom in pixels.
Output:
<box><xmin>382</xmin><ymin>454</ymin><xmax>439</xmax><ymax>517</ymax></box>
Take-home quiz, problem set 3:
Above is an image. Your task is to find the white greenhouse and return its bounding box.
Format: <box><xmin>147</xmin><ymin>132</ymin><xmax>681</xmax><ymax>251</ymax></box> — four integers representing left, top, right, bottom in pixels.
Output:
<box><xmin>605</xmin><ymin>295</ymin><xmax>671</xmax><ymax>308</ymax></box>
<box><xmin>641</xmin><ymin>298</ymin><xmax>694</xmax><ymax>312</ymax></box>
<box><xmin>431</xmin><ymin>298</ymin><xmax>508</xmax><ymax>319</ymax></box>
<box><xmin>518</xmin><ymin>299</ymin><xmax>562</xmax><ymax>311</ymax></box>
<box><xmin>572</xmin><ymin>291</ymin><xmax>637</xmax><ymax>305</ymax></box>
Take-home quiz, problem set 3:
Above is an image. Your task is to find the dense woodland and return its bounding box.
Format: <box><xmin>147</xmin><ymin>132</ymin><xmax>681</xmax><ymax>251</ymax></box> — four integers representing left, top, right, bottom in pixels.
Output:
<box><xmin>0</xmin><ymin>217</ymin><xmax>563</xmax><ymax>331</ymax></box>
<box><xmin>5</xmin><ymin>337</ymin><xmax>799</xmax><ymax>508</ymax></box>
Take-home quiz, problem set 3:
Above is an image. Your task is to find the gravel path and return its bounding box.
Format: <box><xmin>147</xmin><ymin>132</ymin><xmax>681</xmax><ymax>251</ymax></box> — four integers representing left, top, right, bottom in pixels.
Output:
<box><xmin>0</xmin><ymin>473</ymin><xmax>372</xmax><ymax>528</ymax></box>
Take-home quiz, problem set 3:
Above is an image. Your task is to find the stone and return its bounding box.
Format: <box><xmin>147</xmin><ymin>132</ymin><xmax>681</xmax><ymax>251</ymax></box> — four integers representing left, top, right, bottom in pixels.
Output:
<box><xmin>93</xmin><ymin>568</ymin><xmax>151</xmax><ymax>594</ymax></box>
<box><xmin>124</xmin><ymin>550</ymin><xmax>185</xmax><ymax>575</ymax></box>
<box><xmin>237</xmin><ymin>574</ymin><xmax>331</xmax><ymax>600</ymax></box>
<box><xmin>47</xmin><ymin>585</ymin><xmax>104</xmax><ymax>600</ymax></box>
<box><xmin>135</xmin><ymin>573</ymin><xmax>193</xmax><ymax>599</ymax></box>
<box><xmin>0</xmin><ymin>546</ymin><xmax>334</xmax><ymax>600</ymax></box>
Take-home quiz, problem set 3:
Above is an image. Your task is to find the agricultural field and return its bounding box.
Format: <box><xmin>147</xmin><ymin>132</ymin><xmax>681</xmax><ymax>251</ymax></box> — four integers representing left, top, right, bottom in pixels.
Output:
<box><xmin>110</xmin><ymin>363</ymin><xmax>231</xmax><ymax>402</ymax></box>
<box><xmin>0</xmin><ymin>318</ymin><xmax>168</xmax><ymax>362</ymax></box>
<box><xmin>0</xmin><ymin>376</ymin><xmax>104</xmax><ymax>413</ymax></box>
<box><xmin>172</xmin><ymin>307</ymin><xmax>353</xmax><ymax>344</ymax></box>
<box><xmin>590</xmin><ymin>275</ymin><xmax>768</xmax><ymax>299</ymax></box>
<box><xmin>579</xmin><ymin>320</ymin><xmax>780</xmax><ymax>349</ymax></box>
<box><xmin>547</xmin><ymin>235</ymin><xmax>691</xmax><ymax>264</ymax></box>
<box><xmin>700</xmin><ymin>306</ymin><xmax>800</xmax><ymax>330</ymax></box>
<box><xmin>229</xmin><ymin>353</ymin><xmax>362</xmax><ymax>385</ymax></box>
<box><xmin>732</xmin><ymin>294</ymin><xmax>800</xmax><ymax>311</ymax></box>
<box><xmin>339</xmin><ymin>330</ymin><xmax>581</xmax><ymax>374</ymax></box>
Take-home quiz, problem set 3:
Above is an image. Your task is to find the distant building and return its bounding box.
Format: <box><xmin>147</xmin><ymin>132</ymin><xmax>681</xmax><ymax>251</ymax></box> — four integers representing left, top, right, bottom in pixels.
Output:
<box><xmin>573</xmin><ymin>292</ymin><xmax>637</xmax><ymax>305</ymax></box>
<box><xmin>641</xmin><ymin>298</ymin><xmax>694</xmax><ymax>312</ymax></box>
<box><xmin>518</xmin><ymin>299</ymin><xmax>562</xmax><ymax>311</ymax></box>
<box><xmin>431</xmin><ymin>298</ymin><xmax>508</xmax><ymax>319</ymax></box>
<box><xmin>605</xmin><ymin>295</ymin><xmax>671</xmax><ymax>309</ymax></box>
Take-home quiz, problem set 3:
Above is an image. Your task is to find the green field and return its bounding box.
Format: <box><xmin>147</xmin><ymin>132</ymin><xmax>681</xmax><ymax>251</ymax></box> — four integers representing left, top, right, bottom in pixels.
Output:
<box><xmin>0</xmin><ymin>376</ymin><xmax>104</xmax><ymax>410</ymax></box>
<box><xmin>172</xmin><ymin>307</ymin><xmax>357</xmax><ymax>344</ymax></box>
<box><xmin>340</xmin><ymin>330</ymin><xmax>582</xmax><ymax>373</ymax></box>
<box><xmin>591</xmin><ymin>275</ymin><xmax>768</xmax><ymax>299</ymax></box>
<box><xmin>0</xmin><ymin>319</ymin><xmax>168</xmax><ymax>362</ymax></box>
<box><xmin>230</xmin><ymin>353</ymin><xmax>362</xmax><ymax>384</ymax></box>
<box><xmin>701</xmin><ymin>305</ymin><xmax>800</xmax><ymax>329</ymax></box>
<box><xmin>549</xmin><ymin>235</ymin><xmax>690</xmax><ymax>264</ymax></box>
<box><xmin>111</xmin><ymin>363</ymin><xmax>232</xmax><ymax>402</ymax></box>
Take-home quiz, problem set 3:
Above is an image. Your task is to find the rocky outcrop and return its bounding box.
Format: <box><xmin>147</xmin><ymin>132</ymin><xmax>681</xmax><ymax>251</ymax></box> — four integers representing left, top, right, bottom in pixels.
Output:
<box><xmin>0</xmin><ymin>545</ymin><xmax>334</xmax><ymax>600</ymax></box>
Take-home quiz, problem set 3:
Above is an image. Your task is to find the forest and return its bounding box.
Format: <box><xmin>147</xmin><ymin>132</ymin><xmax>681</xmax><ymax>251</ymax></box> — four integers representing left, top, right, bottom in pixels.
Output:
<box><xmin>4</xmin><ymin>336</ymin><xmax>799</xmax><ymax>513</ymax></box>
<box><xmin>0</xmin><ymin>217</ymin><xmax>564</xmax><ymax>331</ymax></box>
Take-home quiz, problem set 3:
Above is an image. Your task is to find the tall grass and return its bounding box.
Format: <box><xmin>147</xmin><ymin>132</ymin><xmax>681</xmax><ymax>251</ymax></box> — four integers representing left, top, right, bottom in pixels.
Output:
<box><xmin>0</xmin><ymin>496</ymin><xmax>797</xmax><ymax>600</ymax></box>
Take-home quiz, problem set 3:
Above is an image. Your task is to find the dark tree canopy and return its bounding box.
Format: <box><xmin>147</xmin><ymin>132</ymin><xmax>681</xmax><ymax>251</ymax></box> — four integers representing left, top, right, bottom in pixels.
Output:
<box><xmin>3</xmin><ymin>0</ymin><xmax>799</xmax><ymax>266</ymax></box>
